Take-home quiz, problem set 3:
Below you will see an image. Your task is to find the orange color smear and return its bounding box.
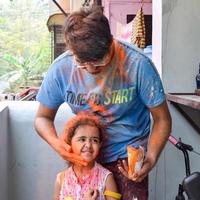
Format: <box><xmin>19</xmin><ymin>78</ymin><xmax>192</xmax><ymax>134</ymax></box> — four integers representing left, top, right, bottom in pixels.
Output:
<box><xmin>96</xmin><ymin>78</ymin><xmax>103</xmax><ymax>87</ymax></box>
<box><xmin>88</xmin><ymin>100</ymin><xmax>114</xmax><ymax>123</ymax></box>
<box><xmin>127</xmin><ymin>145</ymin><xmax>144</xmax><ymax>175</ymax></box>
<box><xmin>150</xmin><ymin>137</ymin><xmax>160</xmax><ymax>146</ymax></box>
<box><xmin>113</xmin><ymin>40</ymin><xmax>129</xmax><ymax>83</ymax></box>
<box><xmin>89</xmin><ymin>100</ymin><xmax>107</xmax><ymax>113</ymax></box>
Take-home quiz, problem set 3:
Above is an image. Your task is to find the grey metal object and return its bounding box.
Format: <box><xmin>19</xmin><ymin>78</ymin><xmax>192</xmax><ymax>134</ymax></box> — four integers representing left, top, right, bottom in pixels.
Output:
<box><xmin>183</xmin><ymin>172</ymin><xmax>200</xmax><ymax>200</ymax></box>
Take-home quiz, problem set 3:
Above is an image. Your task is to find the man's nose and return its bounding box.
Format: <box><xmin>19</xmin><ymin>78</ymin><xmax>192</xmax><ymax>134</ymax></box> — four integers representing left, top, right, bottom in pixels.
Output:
<box><xmin>86</xmin><ymin>64</ymin><xmax>98</xmax><ymax>70</ymax></box>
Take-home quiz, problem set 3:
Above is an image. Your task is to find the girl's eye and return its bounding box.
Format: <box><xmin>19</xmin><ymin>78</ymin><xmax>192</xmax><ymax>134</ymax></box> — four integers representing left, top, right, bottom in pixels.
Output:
<box><xmin>77</xmin><ymin>137</ymin><xmax>100</xmax><ymax>143</ymax></box>
<box><xmin>91</xmin><ymin>138</ymin><xmax>100</xmax><ymax>144</ymax></box>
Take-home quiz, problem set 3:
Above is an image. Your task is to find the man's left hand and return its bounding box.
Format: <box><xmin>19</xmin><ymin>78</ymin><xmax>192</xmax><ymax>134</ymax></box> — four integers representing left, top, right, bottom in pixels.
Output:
<box><xmin>118</xmin><ymin>155</ymin><xmax>156</xmax><ymax>182</ymax></box>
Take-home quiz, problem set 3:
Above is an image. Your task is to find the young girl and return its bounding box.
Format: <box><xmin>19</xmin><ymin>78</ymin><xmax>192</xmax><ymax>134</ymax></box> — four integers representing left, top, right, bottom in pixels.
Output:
<box><xmin>54</xmin><ymin>112</ymin><xmax>121</xmax><ymax>200</ymax></box>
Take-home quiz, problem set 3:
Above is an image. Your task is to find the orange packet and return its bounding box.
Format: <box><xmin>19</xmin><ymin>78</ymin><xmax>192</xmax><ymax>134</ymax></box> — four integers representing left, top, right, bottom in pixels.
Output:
<box><xmin>127</xmin><ymin>145</ymin><xmax>144</xmax><ymax>176</ymax></box>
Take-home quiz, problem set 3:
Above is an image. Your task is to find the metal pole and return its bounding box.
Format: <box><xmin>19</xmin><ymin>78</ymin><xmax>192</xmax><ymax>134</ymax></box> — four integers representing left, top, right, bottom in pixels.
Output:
<box><xmin>52</xmin><ymin>0</ymin><xmax>68</xmax><ymax>17</ymax></box>
<box><xmin>182</xmin><ymin>149</ymin><xmax>191</xmax><ymax>176</ymax></box>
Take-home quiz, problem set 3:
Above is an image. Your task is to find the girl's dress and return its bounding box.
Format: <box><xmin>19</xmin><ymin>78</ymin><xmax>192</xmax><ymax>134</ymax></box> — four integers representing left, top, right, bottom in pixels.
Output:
<box><xmin>57</xmin><ymin>162</ymin><xmax>112</xmax><ymax>200</ymax></box>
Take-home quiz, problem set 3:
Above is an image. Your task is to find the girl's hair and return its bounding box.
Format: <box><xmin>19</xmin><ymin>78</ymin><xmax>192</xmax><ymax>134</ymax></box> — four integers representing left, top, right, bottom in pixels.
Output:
<box><xmin>62</xmin><ymin>111</ymin><xmax>106</xmax><ymax>144</ymax></box>
<box><xmin>64</xmin><ymin>5</ymin><xmax>113</xmax><ymax>62</ymax></box>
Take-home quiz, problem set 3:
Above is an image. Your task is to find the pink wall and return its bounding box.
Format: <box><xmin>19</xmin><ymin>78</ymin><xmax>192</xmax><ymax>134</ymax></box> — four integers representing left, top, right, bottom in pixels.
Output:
<box><xmin>102</xmin><ymin>0</ymin><xmax>152</xmax><ymax>37</ymax></box>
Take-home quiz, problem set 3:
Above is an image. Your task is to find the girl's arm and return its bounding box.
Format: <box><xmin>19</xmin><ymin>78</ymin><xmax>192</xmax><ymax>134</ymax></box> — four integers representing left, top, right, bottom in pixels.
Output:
<box><xmin>53</xmin><ymin>174</ymin><xmax>61</xmax><ymax>200</ymax></box>
<box><xmin>104</xmin><ymin>174</ymin><xmax>121</xmax><ymax>200</ymax></box>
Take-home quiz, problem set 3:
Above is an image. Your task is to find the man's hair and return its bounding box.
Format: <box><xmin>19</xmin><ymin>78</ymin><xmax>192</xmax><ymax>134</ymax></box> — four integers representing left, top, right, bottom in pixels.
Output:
<box><xmin>64</xmin><ymin>5</ymin><xmax>113</xmax><ymax>62</ymax></box>
<box><xmin>62</xmin><ymin>111</ymin><xmax>106</xmax><ymax>144</ymax></box>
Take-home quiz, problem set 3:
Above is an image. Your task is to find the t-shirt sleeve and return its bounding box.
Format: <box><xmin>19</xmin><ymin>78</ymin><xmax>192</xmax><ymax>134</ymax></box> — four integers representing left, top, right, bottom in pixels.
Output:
<box><xmin>137</xmin><ymin>57</ymin><xmax>165</xmax><ymax>108</ymax></box>
<box><xmin>36</xmin><ymin>65</ymin><xmax>64</xmax><ymax>109</ymax></box>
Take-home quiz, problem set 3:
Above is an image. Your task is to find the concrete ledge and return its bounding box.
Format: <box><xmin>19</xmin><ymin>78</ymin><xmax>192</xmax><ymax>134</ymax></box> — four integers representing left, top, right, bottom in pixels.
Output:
<box><xmin>0</xmin><ymin>103</ymin><xmax>9</xmax><ymax>200</ymax></box>
<box><xmin>0</xmin><ymin>102</ymin><xmax>9</xmax><ymax>112</ymax></box>
<box><xmin>0</xmin><ymin>101</ymin><xmax>74</xmax><ymax>200</ymax></box>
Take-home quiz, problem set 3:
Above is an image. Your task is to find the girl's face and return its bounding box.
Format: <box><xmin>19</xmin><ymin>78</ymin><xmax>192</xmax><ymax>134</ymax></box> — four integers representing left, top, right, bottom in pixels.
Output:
<box><xmin>71</xmin><ymin>125</ymin><xmax>102</xmax><ymax>163</ymax></box>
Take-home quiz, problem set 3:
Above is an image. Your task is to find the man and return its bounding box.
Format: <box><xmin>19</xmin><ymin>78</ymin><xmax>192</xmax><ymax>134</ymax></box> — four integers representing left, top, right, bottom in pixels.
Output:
<box><xmin>35</xmin><ymin>5</ymin><xmax>171</xmax><ymax>200</ymax></box>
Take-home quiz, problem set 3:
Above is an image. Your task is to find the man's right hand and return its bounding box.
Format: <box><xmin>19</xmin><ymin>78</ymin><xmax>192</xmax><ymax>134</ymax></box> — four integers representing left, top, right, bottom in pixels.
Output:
<box><xmin>34</xmin><ymin>104</ymin><xmax>88</xmax><ymax>166</ymax></box>
<box><xmin>53</xmin><ymin>137</ymin><xmax>88</xmax><ymax>166</ymax></box>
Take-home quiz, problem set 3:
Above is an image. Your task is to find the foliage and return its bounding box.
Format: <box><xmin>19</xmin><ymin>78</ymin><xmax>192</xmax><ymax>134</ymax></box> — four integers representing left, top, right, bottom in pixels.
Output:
<box><xmin>0</xmin><ymin>0</ymin><xmax>51</xmax><ymax>93</ymax></box>
<box><xmin>3</xmin><ymin>52</ymin><xmax>45</xmax><ymax>85</ymax></box>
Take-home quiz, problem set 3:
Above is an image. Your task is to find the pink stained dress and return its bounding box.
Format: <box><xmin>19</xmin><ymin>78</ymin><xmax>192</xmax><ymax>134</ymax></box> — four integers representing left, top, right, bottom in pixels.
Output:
<box><xmin>58</xmin><ymin>162</ymin><xmax>112</xmax><ymax>200</ymax></box>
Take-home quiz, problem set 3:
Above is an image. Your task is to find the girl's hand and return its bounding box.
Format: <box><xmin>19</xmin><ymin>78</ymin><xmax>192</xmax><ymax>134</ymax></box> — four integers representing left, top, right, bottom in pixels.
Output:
<box><xmin>118</xmin><ymin>155</ymin><xmax>156</xmax><ymax>182</ymax></box>
<box><xmin>83</xmin><ymin>189</ymin><xmax>99</xmax><ymax>200</ymax></box>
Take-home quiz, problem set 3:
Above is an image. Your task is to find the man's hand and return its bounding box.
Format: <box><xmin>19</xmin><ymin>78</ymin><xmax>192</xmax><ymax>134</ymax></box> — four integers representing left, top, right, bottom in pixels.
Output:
<box><xmin>118</xmin><ymin>101</ymin><xmax>171</xmax><ymax>182</ymax></box>
<box><xmin>118</xmin><ymin>155</ymin><xmax>156</xmax><ymax>182</ymax></box>
<box><xmin>53</xmin><ymin>137</ymin><xmax>88</xmax><ymax>166</ymax></box>
<box><xmin>83</xmin><ymin>189</ymin><xmax>98</xmax><ymax>200</ymax></box>
<box><xmin>131</xmin><ymin>154</ymin><xmax>156</xmax><ymax>182</ymax></box>
<box><xmin>34</xmin><ymin>104</ymin><xmax>88</xmax><ymax>166</ymax></box>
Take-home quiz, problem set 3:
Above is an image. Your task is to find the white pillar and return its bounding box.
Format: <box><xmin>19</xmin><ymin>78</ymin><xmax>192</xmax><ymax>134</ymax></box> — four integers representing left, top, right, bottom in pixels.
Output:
<box><xmin>70</xmin><ymin>0</ymin><xmax>73</xmax><ymax>12</ymax></box>
<box><xmin>152</xmin><ymin>0</ymin><xmax>162</xmax><ymax>77</ymax></box>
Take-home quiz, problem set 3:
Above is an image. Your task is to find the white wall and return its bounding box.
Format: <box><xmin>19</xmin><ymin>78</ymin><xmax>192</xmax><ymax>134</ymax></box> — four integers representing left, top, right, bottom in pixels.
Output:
<box><xmin>1</xmin><ymin>101</ymin><xmax>74</xmax><ymax>200</ymax></box>
<box><xmin>152</xmin><ymin>0</ymin><xmax>162</xmax><ymax>75</ymax></box>
<box><xmin>150</xmin><ymin>0</ymin><xmax>200</xmax><ymax>199</ymax></box>
<box><xmin>162</xmin><ymin>0</ymin><xmax>200</xmax><ymax>92</ymax></box>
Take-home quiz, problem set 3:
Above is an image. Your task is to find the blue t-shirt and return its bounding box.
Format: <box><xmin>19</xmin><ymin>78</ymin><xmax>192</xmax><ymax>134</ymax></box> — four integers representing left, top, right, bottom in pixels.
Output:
<box><xmin>37</xmin><ymin>40</ymin><xmax>165</xmax><ymax>163</ymax></box>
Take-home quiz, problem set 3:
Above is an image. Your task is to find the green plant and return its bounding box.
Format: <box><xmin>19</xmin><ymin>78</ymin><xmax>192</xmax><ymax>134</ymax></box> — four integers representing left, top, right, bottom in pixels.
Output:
<box><xmin>0</xmin><ymin>0</ymin><xmax>51</xmax><ymax>93</ymax></box>
<box><xmin>2</xmin><ymin>52</ymin><xmax>46</xmax><ymax>86</ymax></box>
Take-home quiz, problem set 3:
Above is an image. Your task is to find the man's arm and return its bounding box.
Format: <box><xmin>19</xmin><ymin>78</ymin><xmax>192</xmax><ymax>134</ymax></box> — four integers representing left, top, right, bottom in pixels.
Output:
<box><xmin>134</xmin><ymin>100</ymin><xmax>172</xmax><ymax>182</ymax></box>
<box><xmin>34</xmin><ymin>103</ymin><xmax>88</xmax><ymax>165</ymax></box>
<box><xmin>34</xmin><ymin>103</ymin><xmax>59</xmax><ymax>146</ymax></box>
<box><xmin>118</xmin><ymin>100</ymin><xmax>171</xmax><ymax>182</ymax></box>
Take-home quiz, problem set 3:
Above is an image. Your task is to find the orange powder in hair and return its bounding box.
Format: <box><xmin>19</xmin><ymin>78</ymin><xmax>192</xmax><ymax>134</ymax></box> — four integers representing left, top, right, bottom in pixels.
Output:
<box><xmin>127</xmin><ymin>145</ymin><xmax>144</xmax><ymax>175</ymax></box>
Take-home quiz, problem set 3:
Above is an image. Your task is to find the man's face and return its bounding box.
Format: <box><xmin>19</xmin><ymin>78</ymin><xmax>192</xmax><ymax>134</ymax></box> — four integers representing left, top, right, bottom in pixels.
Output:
<box><xmin>76</xmin><ymin>63</ymin><xmax>107</xmax><ymax>75</ymax></box>
<box><xmin>73</xmin><ymin>49</ymin><xmax>112</xmax><ymax>75</ymax></box>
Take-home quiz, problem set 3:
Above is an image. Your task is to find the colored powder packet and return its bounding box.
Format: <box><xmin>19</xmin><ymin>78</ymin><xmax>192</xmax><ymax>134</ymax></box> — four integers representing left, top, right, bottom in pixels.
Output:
<box><xmin>127</xmin><ymin>145</ymin><xmax>144</xmax><ymax>176</ymax></box>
